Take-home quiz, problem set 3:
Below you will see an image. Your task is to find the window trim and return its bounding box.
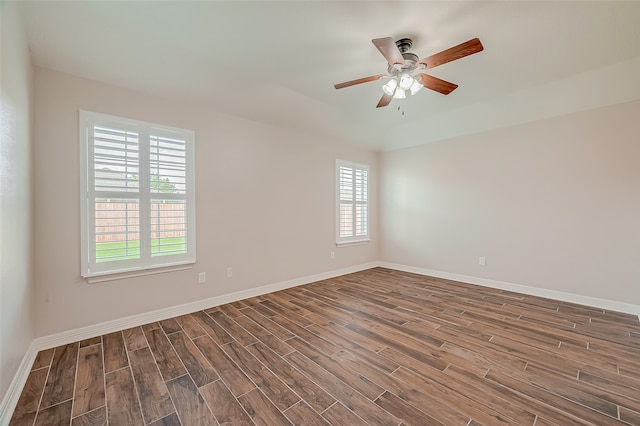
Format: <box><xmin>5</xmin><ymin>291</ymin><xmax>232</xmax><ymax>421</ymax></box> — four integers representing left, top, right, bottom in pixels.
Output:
<box><xmin>336</xmin><ymin>159</ymin><xmax>370</xmax><ymax>245</ymax></box>
<box><xmin>79</xmin><ymin>110</ymin><xmax>196</xmax><ymax>279</ymax></box>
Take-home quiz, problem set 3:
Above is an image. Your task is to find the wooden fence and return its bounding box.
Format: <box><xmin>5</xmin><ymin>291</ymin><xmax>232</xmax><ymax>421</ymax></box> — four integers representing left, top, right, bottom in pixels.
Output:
<box><xmin>95</xmin><ymin>202</ymin><xmax>186</xmax><ymax>242</ymax></box>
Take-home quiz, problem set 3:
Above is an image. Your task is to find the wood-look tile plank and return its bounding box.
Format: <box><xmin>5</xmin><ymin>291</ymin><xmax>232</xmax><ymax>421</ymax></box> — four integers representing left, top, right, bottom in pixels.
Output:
<box><xmin>577</xmin><ymin>366</ymin><xmax>640</xmax><ymax>402</ymax></box>
<box><xmin>142</xmin><ymin>322</ymin><xmax>161</xmax><ymax>333</ymax></box>
<box><xmin>31</xmin><ymin>348</ymin><xmax>55</xmax><ymax>371</ymax></box>
<box><xmin>307</xmin><ymin>320</ymin><xmax>386</xmax><ymax>353</ymax></box>
<box><xmin>229</xmin><ymin>299</ymin><xmax>251</xmax><ymax>309</ymax></box>
<box><xmin>246</xmin><ymin>342</ymin><xmax>335</xmax><ymax>413</ymax></box>
<box><xmin>245</xmin><ymin>299</ymin><xmax>279</xmax><ymax>318</ymax></box>
<box><xmin>208</xmin><ymin>310</ymin><xmax>258</xmax><ymax>346</ymax></box>
<box><xmin>283</xmin><ymin>401</ymin><xmax>329</xmax><ymax>426</ymax></box>
<box><xmin>34</xmin><ymin>400</ymin><xmax>72</xmax><ymax>426</ymax></box>
<box><xmin>79</xmin><ymin>336</ymin><xmax>102</xmax><ymax>348</ymax></box>
<box><xmin>234</xmin><ymin>315</ymin><xmax>294</xmax><ymax>356</ymax></box>
<box><xmin>105</xmin><ymin>368</ymin><xmax>144</xmax><ymax>426</ymax></box>
<box><xmin>447</xmin><ymin>363</ymin><xmax>586</xmax><ymax>426</ymax></box>
<box><xmin>191</xmin><ymin>310</ymin><xmax>235</xmax><ymax>345</ymax></box>
<box><xmin>350</xmin><ymin>325</ymin><xmax>449</xmax><ymax>372</ymax></box>
<box><xmin>307</xmin><ymin>323</ymin><xmax>399</xmax><ymax>374</ymax></box>
<box><xmin>259</xmin><ymin>300</ymin><xmax>315</xmax><ymax>327</ymax></box>
<box><xmin>270</xmin><ymin>314</ymin><xmax>339</xmax><ymax>355</ymax></box>
<box><xmin>167</xmin><ymin>331</ymin><xmax>219</xmax><ymax>387</ymax></box>
<box><xmin>620</xmin><ymin>406</ymin><xmax>640</xmax><ymax>425</ymax></box>
<box><xmin>165</xmin><ymin>374</ymin><xmax>216</xmax><ymax>425</ymax></box>
<box><xmin>466</xmin><ymin>320</ymin><xmax>561</xmax><ymax>351</ymax></box>
<box><xmin>8</xmin><ymin>368</ymin><xmax>48</xmax><ymax>426</ymax></box>
<box><xmin>200</xmin><ymin>380</ymin><xmax>253</xmax><ymax>426</ymax></box>
<box><xmin>174</xmin><ymin>314</ymin><xmax>207</xmax><ymax>340</ymax></box>
<box><xmin>217</xmin><ymin>302</ymin><xmax>246</xmax><ymax>318</ymax></box>
<box><xmin>159</xmin><ymin>317</ymin><xmax>182</xmax><ymax>335</ymax></box>
<box><xmin>427</xmin><ymin>328</ymin><xmax>530</xmax><ymax>372</ymax></box>
<box><xmin>128</xmin><ymin>347</ymin><xmax>175</xmax><ymax>424</ymax></box>
<box><xmin>146</xmin><ymin>412</ymin><xmax>181</xmax><ymax>426</ymax></box>
<box><xmin>352</xmin><ymin>310</ymin><xmax>445</xmax><ymax>349</ymax></box>
<box><xmin>72</xmin><ymin>344</ymin><xmax>105</xmax><ymax>417</ymax></box>
<box><xmin>241</xmin><ymin>307</ymin><xmax>295</xmax><ymax>340</ymax></box>
<box><xmin>193</xmin><ymin>335</ymin><xmax>255</xmax><ymax>397</ymax></box>
<box><xmin>321</xmin><ymin>402</ymin><xmax>369</xmax><ymax>426</ymax></box>
<box><xmin>222</xmin><ymin>341</ymin><xmax>300</xmax><ymax>411</ymax></box>
<box><xmin>40</xmin><ymin>343</ymin><xmax>79</xmax><ymax>409</ymax></box>
<box><xmin>392</xmin><ymin>367</ymin><xmax>503</xmax><ymax>425</ymax></box>
<box><xmin>123</xmin><ymin>326</ymin><xmax>148</xmax><ymax>351</ymax></box>
<box><xmin>71</xmin><ymin>406</ymin><xmax>107</xmax><ymax>426</ymax></box>
<box><xmin>444</xmin><ymin>364</ymin><xmax>537</xmax><ymax>424</ymax></box>
<box><xmin>103</xmin><ymin>331</ymin><xmax>128</xmax><ymax>373</ymax></box>
<box><xmin>144</xmin><ymin>327</ymin><xmax>187</xmax><ymax>381</ymax></box>
<box><xmin>264</xmin><ymin>293</ymin><xmax>313</xmax><ymax>317</ymax></box>
<box><xmin>525</xmin><ymin>363</ymin><xmax>638</xmax><ymax>413</ymax></box>
<box><xmin>287</xmin><ymin>337</ymin><xmax>384</xmax><ymax>401</ymax></box>
<box><xmin>285</xmin><ymin>351</ymin><xmax>401</xmax><ymax>426</ymax></box>
<box><xmin>488</xmin><ymin>335</ymin><xmax>586</xmax><ymax>377</ymax></box>
<box><xmin>374</xmin><ymin>391</ymin><xmax>444</xmax><ymax>426</ymax></box>
<box><xmin>485</xmin><ymin>368</ymin><xmax>624</xmax><ymax>425</ymax></box>
<box><xmin>238</xmin><ymin>388</ymin><xmax>293</xmax><ymax>426</ymax></box>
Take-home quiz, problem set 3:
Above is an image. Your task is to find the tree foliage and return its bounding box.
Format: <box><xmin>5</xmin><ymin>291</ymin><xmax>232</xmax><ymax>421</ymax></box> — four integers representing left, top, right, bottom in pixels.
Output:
<box><xmin>130</xmin><ymin>173</ymin><xmax>177</xmax><ymax>193</ymax></box>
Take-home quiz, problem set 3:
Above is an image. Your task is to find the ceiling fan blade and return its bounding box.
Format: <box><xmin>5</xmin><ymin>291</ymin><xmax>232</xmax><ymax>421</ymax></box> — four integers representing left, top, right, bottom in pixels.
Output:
<box><xmin>334</xmin><ymin>74</ymin><xmax>386</xmax><ymax>90</ymax></box>
<box><xmin>376</xmin><ymin>92</ymin><xmax>393</xmax><ymax>108</ymax></box>
<box><xmin>372</xmin><ymin>37</ymin><xmax>406</xmax><ymax>68</ymax></box>
<box><xmin>419</xmin><ymin>38</ymin><xmax>484</xmax><ymax>69</ymax></box>
<box><xmin>417</xmin><ymin>74</ymin><xmax>458</xmax><ymax>95</ymax></box>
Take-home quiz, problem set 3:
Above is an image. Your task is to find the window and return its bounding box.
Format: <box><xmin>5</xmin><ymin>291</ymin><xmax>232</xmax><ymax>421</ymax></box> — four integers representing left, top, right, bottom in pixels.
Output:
<box><xmin>80</xmin><ymin>110</ymin><xmax>196</xmax><ymax>278</ymax></box>
<box><xmin>336</xmin><ymin>159</ymin><xmax>369</xmax><ymax>244</ymax></box>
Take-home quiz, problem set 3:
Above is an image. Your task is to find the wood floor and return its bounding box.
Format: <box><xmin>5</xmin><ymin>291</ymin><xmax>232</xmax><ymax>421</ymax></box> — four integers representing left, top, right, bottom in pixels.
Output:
<box><xmin>9</xmin><ymin>267</ymin><xmax>640</xmax><ymax>425</ymax></box>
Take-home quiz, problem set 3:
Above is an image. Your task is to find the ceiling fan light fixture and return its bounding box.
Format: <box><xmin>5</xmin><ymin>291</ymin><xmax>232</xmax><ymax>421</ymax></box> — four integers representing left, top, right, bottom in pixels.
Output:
<box><xmin>393</xmin><ymin>88</ymin><xmax>406</xmax><ymax>99</ymax></box>
<box><xmin>382</xmin><ymin>79</ymin><xmax>398</xmax><ymax>95</ymax></box>
<box><xmin>409</xmin><ymin>78</ymin><xmax>423</xmax><ymax>95</ymax></box>
<box><xmin>334</xmin><ymin>37</ymin><xmax>483</xmax><ymax>108</ymax></box>
<box><xmin>398</xmin><ymin>74</ymin><xmax>414</xmax><ymax>90</ymax></box>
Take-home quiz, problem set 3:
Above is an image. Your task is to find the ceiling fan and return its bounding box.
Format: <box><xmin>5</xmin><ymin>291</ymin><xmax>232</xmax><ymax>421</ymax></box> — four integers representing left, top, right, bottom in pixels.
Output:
<box><xmin>334</xmin><ymin>37</ymin><xmax>483</xmax><ymax>108</ymax></box>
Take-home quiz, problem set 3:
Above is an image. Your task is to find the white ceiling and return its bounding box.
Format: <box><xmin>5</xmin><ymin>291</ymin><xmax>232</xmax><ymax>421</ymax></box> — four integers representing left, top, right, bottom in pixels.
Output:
<box><xmin>17</xmin><ymin>1</ymin><xmax>640</xmax><ymax>151</ymax></box>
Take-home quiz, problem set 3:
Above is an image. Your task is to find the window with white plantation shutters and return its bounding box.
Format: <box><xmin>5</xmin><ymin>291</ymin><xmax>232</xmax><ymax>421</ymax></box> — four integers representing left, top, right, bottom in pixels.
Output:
<box><xmin>336</xmin><ymin>160</ymin><xmax>369</xmax><ymax>244</ymax></box>
<box><xmin>80</xmin><ymin>110</ymin><xmax>196</xmax><ymax>278</ymax></box>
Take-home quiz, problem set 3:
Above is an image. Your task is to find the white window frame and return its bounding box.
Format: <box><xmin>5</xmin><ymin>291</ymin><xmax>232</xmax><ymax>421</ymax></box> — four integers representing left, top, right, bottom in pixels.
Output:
<box><xmin>80</xmin><ymin>110</ymin><xmax>196</xmax><ymax>279</ymax></box>
<box><xmin>336</xmin><ymin>159</ymin><xmax>370</xmax><ymax>245</ymax></box>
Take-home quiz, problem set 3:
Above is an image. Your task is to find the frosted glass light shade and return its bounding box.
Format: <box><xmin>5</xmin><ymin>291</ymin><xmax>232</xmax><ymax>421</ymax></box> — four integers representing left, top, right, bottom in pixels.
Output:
<box><xmin>410</xmin><ymin>79</ymin><xmax>423</xmax><ymax>95</ymax></box>
<box><xmin>382</xmin><ymin>79</ymin><xmax>398</xmax><ymax>95</ymax></box>
<box><xmin>398</xmin><ymin>74</ymin><xmax>414</xmax><ymax>90</ymax></box>
<box><xmin>393</xmin><ymin>88</ymin><xmax>406</xmax><ymax>99</ymax></box>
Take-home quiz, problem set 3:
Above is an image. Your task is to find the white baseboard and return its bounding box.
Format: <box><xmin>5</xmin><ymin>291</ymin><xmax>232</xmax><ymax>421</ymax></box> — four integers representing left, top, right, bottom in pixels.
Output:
<box><xmin>0</xmin><ymin>341</ymin><xmax>38</xmax><ymax>426</ymax></box>
<box><xmin>3</xmin><ymin>260</ymin><xmax>639</xmax><ymax>423</ymax></box>
<box><xmin>0</xmin><ymin>262</ymin><xmax>377</xmax><ymax>424</ymax></box>
<box><xmin>378</xmin><ymin>261</ymin><xmax>640</xmax><ymax>317</ymax></box>
<box><xmin>32</xmin><ymin>262</ymin><xmax>378</xmax><ymax>351</ymax></box>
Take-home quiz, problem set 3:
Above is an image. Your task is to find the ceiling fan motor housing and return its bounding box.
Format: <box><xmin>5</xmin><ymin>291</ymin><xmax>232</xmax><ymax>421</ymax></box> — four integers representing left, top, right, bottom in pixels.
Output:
<box><xmin>395</xmin><ymin>38</ymin><xmax>413</xmax><ymax>53</ymax></box>
<box><xmin>387</xmin><ymin>38</ymin><xmax>420</xmax><ymax>74</ymax></box>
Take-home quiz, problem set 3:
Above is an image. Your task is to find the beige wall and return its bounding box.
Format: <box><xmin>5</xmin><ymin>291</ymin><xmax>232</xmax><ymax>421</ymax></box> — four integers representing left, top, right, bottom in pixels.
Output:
<box><xmin>0</xmin><ymin>1</ymin><xmax>34</xmax><ymax>401</ymax></box>
<box><xmin>32</xmin><ymin>68</ymin><xmax>378</xmax><ymax>337</ymax></box>
<box><xmin>380</xmin><ymin>100</ymin><xmax>640</xmax><ymax>305</ymax></box>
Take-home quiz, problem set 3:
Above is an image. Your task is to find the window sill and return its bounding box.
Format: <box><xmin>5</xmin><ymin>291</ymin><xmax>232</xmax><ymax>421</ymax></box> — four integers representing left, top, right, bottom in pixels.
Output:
<box><xmin>85</xmin><ymin>262</ymin><xmax>195</xmax><ymax>284</ymax></box>
<box><xmin>336</xmin><ymin>239</ymin><xmax>370</xmax><ymax>247</ymax></box>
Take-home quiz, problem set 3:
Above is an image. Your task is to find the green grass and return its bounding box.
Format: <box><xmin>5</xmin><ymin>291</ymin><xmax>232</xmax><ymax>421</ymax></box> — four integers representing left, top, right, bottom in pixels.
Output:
<box><xmin>96</xmin><ymin>237</ymin><xmax>186</xmax><ymax>262</ymax></box>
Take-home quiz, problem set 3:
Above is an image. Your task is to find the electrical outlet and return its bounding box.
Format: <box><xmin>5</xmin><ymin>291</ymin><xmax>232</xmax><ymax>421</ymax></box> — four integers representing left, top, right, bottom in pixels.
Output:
<box><xmin>479</xmin><ymin>256</ymin><xmax>486</xmax><ymax>266</ymax></box>
<box><xmin>330</xmin><ymin>251</ymin><xmax>335</xmax><ymax>259</ymax></box>
<box><xmin>198</xmin><ymin>272</ymin><xmax>206</xmax><ymax>283</ymax></box>
<box><xmin>226</xmin><ymin>267</ymin><xmax>233</xmax><ymax>278</ymax></box>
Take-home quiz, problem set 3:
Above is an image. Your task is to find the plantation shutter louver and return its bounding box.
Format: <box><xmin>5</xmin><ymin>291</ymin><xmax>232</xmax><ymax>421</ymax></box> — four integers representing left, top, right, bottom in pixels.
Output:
<box><xmin>337</xmin><ymin>160</ymin><xmax>369</xmax><ymax>244</ymax></box>
<box><xmin>80</xmin><ymin>111</ymin><xmax>196</xmax><ymax>278</ymax></box>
